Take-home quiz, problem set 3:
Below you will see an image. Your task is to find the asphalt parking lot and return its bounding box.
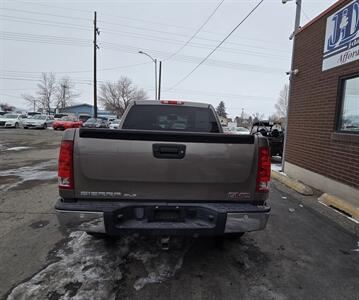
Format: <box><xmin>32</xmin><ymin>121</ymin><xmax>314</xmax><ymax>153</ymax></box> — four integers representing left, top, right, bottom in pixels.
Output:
<box><xmin>1</xmin><ymin>129</ymin><xmax>359</xmax><ymax>300</ymax></box>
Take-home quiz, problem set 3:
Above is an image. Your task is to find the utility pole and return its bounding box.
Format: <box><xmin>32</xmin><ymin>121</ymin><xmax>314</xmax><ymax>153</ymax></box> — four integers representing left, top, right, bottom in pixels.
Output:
<box><xmin>61</xmin><ymin>84</ymin><xmax>66</xmax><ymax>109</ymax></box>
<box><xmin>158</xmin><ymin>61</ymin><xmax>162</xmax><ymax>100</ymax></box>
<box><xmin>93</xmin><ymin>11</ymin><xmax>100</xmax><ymax>118</ymax></box>
<box><xmin>281</xmin><ymin>0</ymin><xmax>301</xmax><ymax>172</ymax></box>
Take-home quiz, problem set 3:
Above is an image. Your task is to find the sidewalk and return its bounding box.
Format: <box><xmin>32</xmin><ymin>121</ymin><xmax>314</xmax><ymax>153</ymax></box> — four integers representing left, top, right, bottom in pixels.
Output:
<box><xmin>271</xmin><ymin>160</ymin><xmax>359</xmax><ymax>236</ymax></box>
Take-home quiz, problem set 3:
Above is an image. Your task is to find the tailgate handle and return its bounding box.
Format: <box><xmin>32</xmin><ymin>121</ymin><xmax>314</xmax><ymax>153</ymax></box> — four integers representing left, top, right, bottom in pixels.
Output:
<box><xmin>153</xmin><ymin>144</ymin><xmax>186</xmax><ymax>159</ymax></box>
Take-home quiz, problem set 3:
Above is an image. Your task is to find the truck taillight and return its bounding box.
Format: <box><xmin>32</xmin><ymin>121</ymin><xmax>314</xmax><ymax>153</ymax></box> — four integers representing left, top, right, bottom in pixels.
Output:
<box><xmin>58</xmin><ymin>140</ymin><xmax>74</xmax><ymax>189</ymax></box>
<box><xmin>256</xmin><ymin>147</ymin><xmax>271</xmax><ymax>193</ymax></box>
<box><xmin>160</xmin><ymin>100</ymin><xmax>184</xmax><ymax>105</ymax></box>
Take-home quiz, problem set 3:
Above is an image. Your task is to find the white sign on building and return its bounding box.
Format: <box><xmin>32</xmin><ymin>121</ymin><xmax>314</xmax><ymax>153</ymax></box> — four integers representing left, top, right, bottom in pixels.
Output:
<box><xmin>323</xmin><ymin>0</ymin><xmax>359</xmax><ymax>71</ymax></box>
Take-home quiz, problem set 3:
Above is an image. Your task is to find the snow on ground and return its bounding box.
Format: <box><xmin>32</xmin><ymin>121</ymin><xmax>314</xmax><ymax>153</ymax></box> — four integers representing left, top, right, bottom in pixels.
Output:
<box><xmin>0</xmin><ymin>160</ymin><xmax>57</xmax><ymax>191</ymax></box>
<box><xmin>271</xmin><ymin>163</ymin><xmax>283</xmax><ymax>172</ymax></box>
<box><xmin>7</xmin><ymin>232</ymin><xmax>128</xmax><ymax>300</ymax></box>
<box><xmin>129</xmin><ymin>237</ymin><xmax>192</xmax><ymax>291</ymax></box>
<box><xmin>7</xmin><ymin>233</ymin><xmax>190</xmax><ymax>299</ymax></box>
<box><xmin>5</xmin><ymin>146</ymin><xmax>33</xmax><ymax>151</ymax></box>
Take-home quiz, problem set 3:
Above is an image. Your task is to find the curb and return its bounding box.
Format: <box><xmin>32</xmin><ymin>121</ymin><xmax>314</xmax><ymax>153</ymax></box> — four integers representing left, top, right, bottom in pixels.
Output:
<box><xmin>271</xmin><ymin>170</ymin><xmax>313</xmax><ymax>196</ymax></box>
<box><xmin>319</xmin><ymin>193</ymin><xmax>359</xmax><ymax>221</ymax></box>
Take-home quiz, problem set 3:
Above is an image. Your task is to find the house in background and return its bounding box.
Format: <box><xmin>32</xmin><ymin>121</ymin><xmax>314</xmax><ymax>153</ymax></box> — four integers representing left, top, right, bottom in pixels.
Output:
<box><xmin>59</xmin><ymin>103</ymin><xmax>115</xmax><ymax>119</ymax></box>
<box><xmin>60</xmin><ymin>103</ymin><xmax>93</xmax><ymax>116</ymax></box>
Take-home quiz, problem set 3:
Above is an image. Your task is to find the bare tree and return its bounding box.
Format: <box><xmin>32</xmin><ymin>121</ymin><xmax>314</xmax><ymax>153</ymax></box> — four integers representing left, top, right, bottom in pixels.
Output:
<box><xmin>36</xmin><ymin>72</ymin><xmax>56</xmax><ymax>114</ymax></box>
<box><xmin>55</xmin><ymin>77</ymin><xmax>80</xmax><ymax>109</ymax></box>
<box><xmin>99</xmin><ymin>76</ymin><xmax>148</xmax><ymax>117</ymax></box>
<box><xmin>275</xmin><ymin>84</ymin><xmax>289</xmax><ymax>119</ymax></box>
<box><xmin>0</xmin><ymin>102</ymin><xmax>15</xmax><ymax>112</ymax></box>
<box><xmin>22</xmin><ymin>94</ymin><xmax>39</xmax><ymax>112</ymax></box>
<box><xmin>252</xmin><ymin>112</ymin><xmax>265</xmax><ymax>123</ymax></box>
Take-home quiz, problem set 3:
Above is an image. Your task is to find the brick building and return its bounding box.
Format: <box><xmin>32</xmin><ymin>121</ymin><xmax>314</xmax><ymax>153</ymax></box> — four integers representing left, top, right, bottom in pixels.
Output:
<box><xmin>284</xmin><ymin>0</ymin><xmax>359</xmax><ymax>206</ymax></box>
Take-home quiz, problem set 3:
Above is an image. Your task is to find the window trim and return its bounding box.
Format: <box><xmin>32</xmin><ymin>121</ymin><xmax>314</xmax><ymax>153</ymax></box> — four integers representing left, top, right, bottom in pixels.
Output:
<box><xmin>336</xmin><ymin>72</ymin><xmax>359</xmax><ymax>134</ymax></box>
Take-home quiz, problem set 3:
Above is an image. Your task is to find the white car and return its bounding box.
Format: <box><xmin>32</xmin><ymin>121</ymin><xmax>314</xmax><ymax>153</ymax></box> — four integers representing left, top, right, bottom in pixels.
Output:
<box><xmin>0</xmin><ymin>114</ymin><xmax>23</xmax><ymax>128</ymax></box>
<box><xmin>23</xmin><ymin>115</ymin><xmax>54</xmax><ymax>129</ymax></box>
<box><xmin>233</xmin><ymin>127</ymin><xmax>250</xmax><ymax>135</ymax></box>
<box><xmin>109</xmin><ymin>119</ymin><xmax>120</xmax><ymax>129</ymax></box>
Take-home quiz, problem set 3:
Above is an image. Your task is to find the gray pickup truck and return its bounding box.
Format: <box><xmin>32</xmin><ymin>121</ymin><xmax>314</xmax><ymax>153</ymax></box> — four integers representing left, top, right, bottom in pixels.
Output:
<box><xmin>56</xmin><ymin>100</ymin><xmax>271</xmax><ymax>237</ymax></box>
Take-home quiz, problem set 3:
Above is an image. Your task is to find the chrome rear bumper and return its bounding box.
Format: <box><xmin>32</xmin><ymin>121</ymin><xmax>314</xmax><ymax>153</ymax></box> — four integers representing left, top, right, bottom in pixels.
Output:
<box><xmin>56</xmin><ymin>210</ymin><xmax>106</xmax><ymax>234</ymax></box>
<box><xmin>224</xmin><ymin>212</ymin><xmax>269</xmax><ymax>233</ymax></box>
<box><xmin>56</xmin><ymin>202</ymin><xmax>270</xmax><ymax>235</ymax></box>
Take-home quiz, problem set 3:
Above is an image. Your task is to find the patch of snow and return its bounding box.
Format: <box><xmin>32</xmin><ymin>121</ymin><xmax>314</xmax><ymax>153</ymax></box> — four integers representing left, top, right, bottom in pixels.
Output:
<box><xmin>288</xmin><ymin>208</ymin><xmax>295</xmax><ymax>213</ymax></box>
<box><xmin>281</xmin><ymin>196</ymin><xmax>287</xmax><ymax>199</ymax></box>
<box><xmin>5</xmin><ymin>146</ymin><xmax>32</xmax><ymax>151</ymax></box>
<box><xmin>271</xmin><ymin>164</ymin><xmax>283</xmax><ymax>172</ymax></box>
<box><xmin>0</xmin><ymin>160</ymin><xmax>57</xmax><ymax>191</ymax></box>
<box><xmin>7</xmin><ymin>232</ymin><xmax>130</xmax><ymax>300</ymax></box>
<box><xmin>7</xmin><ymin>233</ymin><xmax>191</xmax><ymax>299</ymax></box>
<box><xmin>271</xmin><ymin>163</ymin><xmax>288</xmax><ymax>176</ymax></box>
<box><xmin>129</xmin><ymin>237</ymin><xmax>191</xmax><ymax>291</ymax></box>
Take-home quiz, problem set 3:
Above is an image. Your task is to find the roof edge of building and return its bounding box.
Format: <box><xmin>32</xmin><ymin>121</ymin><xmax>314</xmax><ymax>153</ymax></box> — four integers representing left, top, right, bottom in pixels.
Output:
<box><xmin>298</xmin><ymin>0</ymin><xmax>347</xmax><ymax>34</ymax></box>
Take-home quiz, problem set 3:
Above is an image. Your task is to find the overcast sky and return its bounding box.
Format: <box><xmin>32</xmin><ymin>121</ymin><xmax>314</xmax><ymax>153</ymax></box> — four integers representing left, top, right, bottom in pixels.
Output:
<box><xmin>1</xmin><ymin>0</ymin><xmax>337</xmax><ymax>118</ymax></box>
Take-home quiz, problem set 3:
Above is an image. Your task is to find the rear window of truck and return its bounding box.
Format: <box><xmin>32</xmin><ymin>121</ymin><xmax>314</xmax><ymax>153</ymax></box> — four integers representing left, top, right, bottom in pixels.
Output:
<box><xmin>122</xmin><ymin>105</ymin><xmax>220</xmax><ymax>133</ymax></box>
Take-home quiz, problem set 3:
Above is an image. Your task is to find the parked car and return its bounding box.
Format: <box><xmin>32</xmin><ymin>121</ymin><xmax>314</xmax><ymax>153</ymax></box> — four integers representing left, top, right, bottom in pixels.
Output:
<box><xmin>0</xmin><ymin>113</ymin><xmax>23</xmax><ymax>128</ymax></box>
<box><xmin>79</xmin><ymin>114</ymin><xmax>91</xmax><ymax>123</ymax></box>
<box><xmin>23</xmin><ymin>115</ymin><xmax>54</xmax><ymax>129</ymax></box>
<box><xmin>54</xmin><ymin>113</ymin><xmax>68</xmax><ymax>120</ymax></box>
<box><xmin>56</xmin><ymin>100</ymin><xmax>271</xmax><ymax>240</ymax></box>
<box><xmin>250</xmin><ymin>121</ymin><xmax>284</xmax><ymax>156</ymax></box>
<box><xmin>52</xmin><ymin>116</ymin><xmax>82</xmax><ymax>131</ymax></box>
<box><xmin>233</xmin><ymin>127</ymin><xmax>250</xmax><ymax>135</ymax></box>
<box><xmin>27</xmin><ymin>112</ymin><xmax>41</xmax><ymax>117</ymax></box>
<box><xmin>222</xmin><ymin>126</ymin><xmax>231</xmax><ymax>134</ymax></box>
<box><xmin>109</xmin><ymin>119</ymin><xmax>120</xmax><ymax>129</ymax></box>
<box><xmin>82</xmin><ymin>118</ymin><xmax>108</xmax><ymax>128</ymax></box>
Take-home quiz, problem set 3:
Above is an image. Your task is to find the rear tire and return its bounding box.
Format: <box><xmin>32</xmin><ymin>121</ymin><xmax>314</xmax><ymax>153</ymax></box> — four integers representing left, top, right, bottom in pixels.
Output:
<box><xmin>43</xmin><ymin>123</ymin><xmax>47</xmax><ymax>129</ymax></box>
<box><xmin>15</xmin><ymin>122</ymin><xmax>19</xmax><ymax>128</ymax></box>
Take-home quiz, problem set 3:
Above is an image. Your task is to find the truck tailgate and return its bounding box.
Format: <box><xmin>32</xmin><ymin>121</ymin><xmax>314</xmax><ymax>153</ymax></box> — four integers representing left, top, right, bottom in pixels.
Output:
<box><xmin>73</xmin><ymin>129</ymin><xmax>257</xmax><ymax>201</ymax></box>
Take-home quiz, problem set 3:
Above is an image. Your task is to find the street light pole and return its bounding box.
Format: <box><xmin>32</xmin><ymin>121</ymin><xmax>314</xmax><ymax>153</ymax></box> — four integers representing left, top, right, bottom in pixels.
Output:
<box><xmin>158</xmin><ymin>61</ymin><xmax>162</xmax><ymax>100</ymax></box>
<box><xmin>139</xmin><ymin>51</ymin><xmax>158</xmax><ymax>100</ymax></box>
<box><xmin>154</xmin><ymin>58</ymin><xmax>158</xmax><ymax>101</ymax></box>
<box><xmin>281</xmin><ymin>0</ymin><xmax>302</xmax><ymax>172</ymax></box>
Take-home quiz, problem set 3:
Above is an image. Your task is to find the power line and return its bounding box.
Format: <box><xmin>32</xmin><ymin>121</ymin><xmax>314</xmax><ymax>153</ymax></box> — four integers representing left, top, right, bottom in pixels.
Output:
<box><xmin>167</xmin><ymin>0</ymin><xmax>265</xmax><ymax>91</ymax></box>
<box><xmin>165</xmin><ymin>0</ymin><xmax>225</xmax><ymax>60</ymax></box>
<box><xmin>0</xmin><ymin>16</ymin><xmax>290</xmax><ymax>59</ymax></box>
<box><xmin>1</xmin><ymin>7</ymin><xmax>290</xmax><ymax>54</ymax></box>
<box><xmin>13</xmin><ymin>0</ymin><xmax>283</xmax><ymax>47</ymax></box>
<box><xmin>0</xmin><ymin>31</ymin><xmax>286</xmax><ymax>74</ymax></box>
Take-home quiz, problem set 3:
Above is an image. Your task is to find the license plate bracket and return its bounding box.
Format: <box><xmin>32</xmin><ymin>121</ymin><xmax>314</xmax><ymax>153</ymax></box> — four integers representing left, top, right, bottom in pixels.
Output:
<box><xmin>150</xmin><ymin>207</ymin><xmax>184</xmax><ymax>222</ymax></box>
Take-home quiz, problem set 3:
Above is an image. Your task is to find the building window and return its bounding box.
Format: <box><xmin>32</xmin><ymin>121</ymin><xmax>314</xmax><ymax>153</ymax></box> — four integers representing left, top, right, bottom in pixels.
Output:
<box><xmin>338</xmin><ymin>75</ymin><xmax>359</xmax><ymax>133</ymax></box>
